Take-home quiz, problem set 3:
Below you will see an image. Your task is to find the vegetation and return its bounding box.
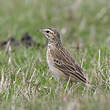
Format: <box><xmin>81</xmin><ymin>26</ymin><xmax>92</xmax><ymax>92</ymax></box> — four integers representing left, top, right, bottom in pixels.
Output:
<box><xmin>0</xmin><ymin>0</ymin><xmax>110</xmax><ymax>110</ymax></box>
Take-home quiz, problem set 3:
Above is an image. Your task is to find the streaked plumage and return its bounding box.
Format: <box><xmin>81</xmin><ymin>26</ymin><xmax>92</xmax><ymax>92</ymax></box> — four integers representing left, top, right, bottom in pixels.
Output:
<box><xmin>39</xmin><ymin>28</ymin><xmax>95</xmax><ymax>89</ymax></box>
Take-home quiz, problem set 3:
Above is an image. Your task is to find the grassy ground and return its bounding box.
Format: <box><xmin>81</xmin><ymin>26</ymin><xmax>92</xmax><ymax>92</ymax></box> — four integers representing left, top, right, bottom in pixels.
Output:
<box><xmin>0</xmin><ymin>0</ymin><xmax>110</xmax><ymax>110</ymax></box>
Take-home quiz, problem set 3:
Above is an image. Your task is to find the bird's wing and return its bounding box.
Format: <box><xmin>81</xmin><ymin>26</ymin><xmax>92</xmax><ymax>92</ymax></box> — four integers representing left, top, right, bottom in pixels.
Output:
<box><xmin>50</xmin><ymin>46</ymin><xmax>88</xmax><ymax>83</ymax></box>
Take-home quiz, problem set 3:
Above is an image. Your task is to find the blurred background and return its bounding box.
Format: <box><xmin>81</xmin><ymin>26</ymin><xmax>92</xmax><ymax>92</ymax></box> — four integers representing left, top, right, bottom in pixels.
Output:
<box><xmin>0</xmin><ymin>0</ymin><xmax>110</xmax><ymax>110</ymax></box>
<box><xmin>0</xmin><ymin>0</ymin><xmax>110</xmax><ymax>47</ymax></box>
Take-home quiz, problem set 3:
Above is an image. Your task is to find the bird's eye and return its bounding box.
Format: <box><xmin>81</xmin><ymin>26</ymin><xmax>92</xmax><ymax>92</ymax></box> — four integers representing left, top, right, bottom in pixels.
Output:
<box><xmin>46</xmin><ymin>31</ymin><xmax>50</xmax><ymax>33</ymax></box>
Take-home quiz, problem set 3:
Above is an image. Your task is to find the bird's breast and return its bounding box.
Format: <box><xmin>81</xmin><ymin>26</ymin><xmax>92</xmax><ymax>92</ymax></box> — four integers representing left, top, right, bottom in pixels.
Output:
<box><xmin>46</xmin><ymin>46</ymin><xmax>54</xmax><ymax>69</ymax></box>
<box><xmin>46</xmin><ymin>45</ymin><xmax>67</xmax><ymax>80</ymax></box>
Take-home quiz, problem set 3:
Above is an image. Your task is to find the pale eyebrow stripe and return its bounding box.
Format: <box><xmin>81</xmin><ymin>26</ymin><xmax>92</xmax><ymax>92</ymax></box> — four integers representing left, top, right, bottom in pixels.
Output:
<box><xmin>47</xmin><ymin>29</ymin><xmax>54</xmax><ymax>33</ymax></box>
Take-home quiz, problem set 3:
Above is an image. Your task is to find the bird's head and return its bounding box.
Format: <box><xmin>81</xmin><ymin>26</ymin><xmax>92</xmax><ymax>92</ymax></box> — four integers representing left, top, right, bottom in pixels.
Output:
<box><xmin>39</xmin><ymin>28</ymin><xmax>61</xmax><ymax>43</ymax></box>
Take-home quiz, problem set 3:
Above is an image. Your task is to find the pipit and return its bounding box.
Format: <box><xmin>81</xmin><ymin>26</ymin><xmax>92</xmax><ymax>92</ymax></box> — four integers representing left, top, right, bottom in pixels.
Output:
<box><xmin>39</xmin><ymin>28</ymin><xmax>95</xmax><ymax>89</ymax></box>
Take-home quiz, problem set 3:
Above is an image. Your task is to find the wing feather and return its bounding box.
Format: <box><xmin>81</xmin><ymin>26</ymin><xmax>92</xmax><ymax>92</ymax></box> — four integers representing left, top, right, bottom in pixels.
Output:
<box><xmin>50</xmin><ymin>46</ymin><xmax>88</xmax><ymax>83</ymax></box>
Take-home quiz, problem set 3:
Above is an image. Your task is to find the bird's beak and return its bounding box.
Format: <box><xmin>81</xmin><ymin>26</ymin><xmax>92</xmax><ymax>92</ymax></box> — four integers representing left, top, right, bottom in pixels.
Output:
<box><xmin>39</xmin><ymin>29</ymin><xmax>49</xmax><ymax>40</ymax></box>
<box><xmin>39</xmin><ymin>29</ymin><xmax>45</xmax><ymax>33</ymax></box>
<box><xmin>39</xmin><ymin>29</ymin><xmax>47</xmax><ymax>37</ymax></box>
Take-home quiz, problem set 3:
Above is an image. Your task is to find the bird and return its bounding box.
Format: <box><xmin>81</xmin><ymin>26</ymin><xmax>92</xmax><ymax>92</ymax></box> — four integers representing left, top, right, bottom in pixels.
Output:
<box><xmin>39</xmin><ymin>27</ymin><xmax>96</xmax><ymax>89</ymax></box>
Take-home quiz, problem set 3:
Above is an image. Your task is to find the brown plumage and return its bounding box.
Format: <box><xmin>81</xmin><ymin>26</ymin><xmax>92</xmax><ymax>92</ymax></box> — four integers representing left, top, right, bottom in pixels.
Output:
<box><xmin>39</xmin><ymin>28</ymin><xmax>95</xmax><ymax>89</ymax></box>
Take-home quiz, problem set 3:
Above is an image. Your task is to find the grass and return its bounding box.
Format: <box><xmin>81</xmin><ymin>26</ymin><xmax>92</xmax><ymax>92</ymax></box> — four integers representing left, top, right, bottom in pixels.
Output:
<box><xmin>0</xmin><ymin>0</ymin><xmax>110</xmax><ymax>110</ymax></box>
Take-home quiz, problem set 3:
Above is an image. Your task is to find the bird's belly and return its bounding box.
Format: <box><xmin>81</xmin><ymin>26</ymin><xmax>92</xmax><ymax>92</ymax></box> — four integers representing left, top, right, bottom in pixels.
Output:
<box><xmin>48</xmin><ymin>62</ymin><xmax>67</xmax><ymax>80</ymax></box>
<box><xmin>47</xmin><ymin>50</ymin><xmax>66</xmax><ymax>80</ymax></box>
